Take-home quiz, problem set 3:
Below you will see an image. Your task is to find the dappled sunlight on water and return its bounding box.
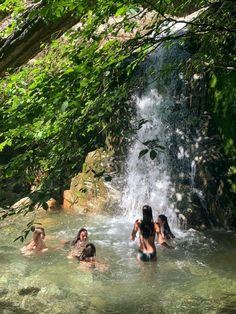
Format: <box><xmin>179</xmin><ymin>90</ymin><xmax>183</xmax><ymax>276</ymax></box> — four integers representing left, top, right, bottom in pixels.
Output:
<box><xmin>0</xmin><ymin>211</ymin><xmax>236</xmax><ymax>313</ymax></box>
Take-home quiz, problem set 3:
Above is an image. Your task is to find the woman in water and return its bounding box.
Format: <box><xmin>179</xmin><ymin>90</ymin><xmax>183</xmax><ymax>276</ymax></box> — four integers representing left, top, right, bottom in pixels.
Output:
<box><xmin>21</xmin><ymin>226</ymin><xmax>48</xmax><ymax>255</ymax></box>
<box><xmin>130</xmin><ymin>205</ymin><xmax>173</xmax><ymax>262</ymax></box>
<box><xmin>77</xmin><ymin>243</ymin><xmax>108</xmax><ymax>271</ymax></box>
<box><xmin>79</xmin><ymin>243</ymin><xmax>96</xmax><ymax>263</ymax></box>
<box><xmin>67</xmin><ymin>228</ymin><xmax>88</xmax><ymax>259</ymax></box>
<box><xmin>156</xmin><ymin>214</ymin><xmax>175</xmax><ymax>241</ymax></box>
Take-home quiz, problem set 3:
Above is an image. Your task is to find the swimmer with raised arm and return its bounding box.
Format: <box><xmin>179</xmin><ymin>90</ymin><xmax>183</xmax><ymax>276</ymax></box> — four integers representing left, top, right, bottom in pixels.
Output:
<box><xmin>21</xmin><ymin>226</ymin><xmax>48</xmax><ymax>255</ymax></box>
<box><xmin>130</xmin><ymin>205</ymin><xmax>173</xmax><ymax>262</ymax></box>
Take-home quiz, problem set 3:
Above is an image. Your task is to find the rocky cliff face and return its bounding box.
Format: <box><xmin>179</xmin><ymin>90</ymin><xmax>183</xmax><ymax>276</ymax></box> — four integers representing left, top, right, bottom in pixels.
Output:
<box><xmin>188</xmin><ymin>116</ymin><xmax>236</xmax><ymax>230</ymax></box>
<box><xmin>164</xmin><ymin>73</ymin><xmax>236</xmax><ymax>230</ymax></box>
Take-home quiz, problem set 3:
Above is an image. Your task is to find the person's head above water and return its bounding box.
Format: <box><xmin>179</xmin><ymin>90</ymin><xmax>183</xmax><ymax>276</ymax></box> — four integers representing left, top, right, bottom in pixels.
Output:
<box><xmin>140</xmin><ymin>205</ymin><xmax>154</xmax><ymax>239</ymax></box>
<box><xmin>79</xmin><ymin>243</ymin><xmax>96</xmax><ymax>261</ymax></box>
<box><xmin>158</xmin><ymin>214</ymin><xmax>167</xmax><ymax>224</ymax></box>
<box><xmin>31</xmin><ymin>226</ymin><xmax>45</xmax><ymax>242</ymax></box>
<box><xmin>158</xmin><ymin>214</ymin><xmax>175</xmax><ymax>239</ymax></box>
<box><xmin>78</xmin><ymin>228</ymin><xmax>88</xmax><ymax>241</ymax></box>
<box><xmin>72</xmin><ymin>228</ymin><xmax>88</xmax><ymax>245</ymax></box>
<box><xmin>142</xmin><ymin>205</ymin><xmax>153</xmax><ymax>222</ymax></box>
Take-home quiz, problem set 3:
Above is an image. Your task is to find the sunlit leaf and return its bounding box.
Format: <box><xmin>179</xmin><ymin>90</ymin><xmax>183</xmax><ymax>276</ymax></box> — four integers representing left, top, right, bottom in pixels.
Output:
<box><xmin>115</xmin><ymin>6</ymin><xmax>128</xmax><ymax>17</ymax></box>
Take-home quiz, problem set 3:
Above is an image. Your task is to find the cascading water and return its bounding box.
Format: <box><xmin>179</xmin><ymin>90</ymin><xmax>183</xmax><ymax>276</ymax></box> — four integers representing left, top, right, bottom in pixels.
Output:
<box><xmin>120</xmin><ymin>11</ymin><xmax>214</xmax><ymax>232</ymax></box>
<box><xmin>121</xmin><ymin>89</ymin><xmax>177</xmax><ymax>228</ymax></box>
<box><xmin>121</xmin><ymin>23</ymin><xmax>197</xmax><ymax>231</ymax></box>
<box><xmin>120</xmin><ymin>57</ymin><xmax>204</xmax><ymax>232</ymax></box>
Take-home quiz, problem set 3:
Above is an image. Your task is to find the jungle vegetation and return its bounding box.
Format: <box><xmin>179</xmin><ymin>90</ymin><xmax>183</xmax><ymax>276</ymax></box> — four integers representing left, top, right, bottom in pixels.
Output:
<box><xmin>0</xmin><ymin>1</ymin><xmax>235</xmax><ymax>226</ymax></box>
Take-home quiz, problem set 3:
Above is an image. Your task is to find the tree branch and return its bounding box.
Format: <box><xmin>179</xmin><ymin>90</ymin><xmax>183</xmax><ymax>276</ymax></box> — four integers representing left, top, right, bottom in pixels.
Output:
<box><xmin>0</xmin><ymin>4</ymin><xmax>79</xmax><ymax>76</ymax></box>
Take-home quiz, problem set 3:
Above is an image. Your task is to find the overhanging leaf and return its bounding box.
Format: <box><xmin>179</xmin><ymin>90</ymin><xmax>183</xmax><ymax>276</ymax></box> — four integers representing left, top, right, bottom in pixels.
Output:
<box><xmin>150</xmin><ymin>150</ymin><xmax>157</xmax><ymax>160</ymax></box>
<box><xmin>138</xmin><ymin>149</ymin><xmax>148</xmax><ymax>159</ymax></box>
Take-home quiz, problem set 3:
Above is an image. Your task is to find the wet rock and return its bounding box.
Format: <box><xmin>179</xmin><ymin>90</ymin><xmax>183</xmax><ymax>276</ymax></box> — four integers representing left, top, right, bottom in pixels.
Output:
<box><xmin>11</xmin><ymin>197</ymin><xmax>32</xmax><ymax>210</ymax></box>
<box><xmin>63</xmin><ymin>149</ymin><xmax>121</xmax><ymax>214</ymax></box>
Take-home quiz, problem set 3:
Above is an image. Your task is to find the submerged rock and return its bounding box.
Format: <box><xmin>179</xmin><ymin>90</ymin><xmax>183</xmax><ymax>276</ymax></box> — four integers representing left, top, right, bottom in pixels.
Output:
<box><xmin>0</xmin><ymin>300</ymin><xmax>32</xmax><ymax>314</ymax></box>
<box><xmin>18</xmin><ymin>287</ymin><xmax>41</xmax><ymax>296</ymax></box>
<box><xmin>0</xmin><ymin>288</ymin><xmax>8</xmax><ymax>297</ymax></box>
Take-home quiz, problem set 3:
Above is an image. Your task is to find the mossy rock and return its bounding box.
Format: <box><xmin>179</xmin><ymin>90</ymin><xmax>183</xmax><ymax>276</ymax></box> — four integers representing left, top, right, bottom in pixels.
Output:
<box><xmin>63</xmin><ymin>149</ymin><xmax>120</xmax><ymax>214</ymax></box>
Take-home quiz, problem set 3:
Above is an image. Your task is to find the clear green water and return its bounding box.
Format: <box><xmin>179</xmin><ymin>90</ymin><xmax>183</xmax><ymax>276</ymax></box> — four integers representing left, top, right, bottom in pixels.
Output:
<box><xmin>0</xmin><ymin>211</ymin><xmax>236</xmax><ymax>314</ymax></box>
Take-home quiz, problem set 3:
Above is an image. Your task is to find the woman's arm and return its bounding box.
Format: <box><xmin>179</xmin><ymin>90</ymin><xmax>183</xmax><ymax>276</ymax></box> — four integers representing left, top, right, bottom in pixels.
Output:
<box><xmin>130</xmin><ymin>220</ymin><xmax>140</xmax><ymax>240</ymax></box>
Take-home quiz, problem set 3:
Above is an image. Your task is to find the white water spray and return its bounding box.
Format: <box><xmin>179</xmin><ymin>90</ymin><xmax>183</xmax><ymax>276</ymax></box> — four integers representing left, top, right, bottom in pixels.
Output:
<box><xmin>121</xmin><ymin>11</ymin><xmax>208</xmax><ymax>230</ymax></box>
<box><xmin>121</xmin><ymin>89</ymin><xmax>177</xmax><ymax>228</ymax></box>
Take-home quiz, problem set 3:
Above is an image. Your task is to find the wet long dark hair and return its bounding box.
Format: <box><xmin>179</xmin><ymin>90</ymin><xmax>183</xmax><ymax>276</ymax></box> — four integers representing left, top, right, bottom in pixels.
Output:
<box><xmin>71</xmin><ymin>228</ymin><xmax>87</xmax><ymax>246</ymax></box>
<box><xmin>79</xmin><ymin>243</ymin><xmax>96</xmax><ymax>261</ymax></box>
<box><xmin>140</xmin><ymin>205</ymin><xmax>155</xmax><ymax>239</ymax></box>
<box><xmin>158</xmin><ymin>214</ymin><xmax>175</xmax><ymax>239</ymax></box>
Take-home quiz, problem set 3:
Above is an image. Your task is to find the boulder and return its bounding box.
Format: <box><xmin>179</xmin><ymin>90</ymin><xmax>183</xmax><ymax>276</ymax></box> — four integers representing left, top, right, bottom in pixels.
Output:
<box><xmin>63</xmin><ymin>149</ymin><xmax>121</xmax><ymax>214</ymax></box>
<box><xmin>11</xmin><ymin>197</ymin><xmax>32</xmax><ymax>210</ymax></box>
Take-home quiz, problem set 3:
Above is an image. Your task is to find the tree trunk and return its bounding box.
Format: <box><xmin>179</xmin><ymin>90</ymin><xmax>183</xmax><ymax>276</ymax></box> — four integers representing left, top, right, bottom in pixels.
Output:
<box><xmin>0</xmin><ymin>12</ymin><xmax>79</xmax><ymax>76</ymax></box>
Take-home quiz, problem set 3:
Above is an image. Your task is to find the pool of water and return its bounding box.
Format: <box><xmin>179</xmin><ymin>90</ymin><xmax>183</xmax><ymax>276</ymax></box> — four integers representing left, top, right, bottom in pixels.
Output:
<box><xmin>1</xmin><ymin>211</ymin><xmax>236</xmax><ymax>314</ymax></box>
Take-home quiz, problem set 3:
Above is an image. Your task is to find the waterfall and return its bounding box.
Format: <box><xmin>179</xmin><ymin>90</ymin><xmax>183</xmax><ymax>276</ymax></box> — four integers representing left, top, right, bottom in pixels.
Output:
<box><xmin>120</xmin><ymin>11</ymin><xmax>210</xmax><ymax>230</ymax></box>
<box><xmin>121</xmin><ymin>52</ymin><xmax>186</xmax><ymax>230</ymax></box>
<box><xmin>120</xmin><ymin>34</ymin><xmax>191</xmax><ymax>231</ymax></box>
<box><xmin>121</xmin><ymin>89</ymin><xmax>176</xmax><ymax>225</ymax></box>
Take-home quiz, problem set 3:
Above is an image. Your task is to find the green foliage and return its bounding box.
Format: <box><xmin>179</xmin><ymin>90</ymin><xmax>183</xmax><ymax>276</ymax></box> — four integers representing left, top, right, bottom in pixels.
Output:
<box><xmin>13</xmin><ymin>221</ymin><xmax>42</xmax><ymax>243</ymax></box>
<box><xmin>138</xmin><ymin>138</ymin><xmax>164</xmax><ymax>160</ymax></box>
<box><xmin>0</xmin><ymin>20</ymin><xmax>136</xmax><ymax>207</ymax></box>
<box><xmin>210</xmin><ymin>70</ymin><xmax>236</xmax><ymax>193</ymax></box>
<box><xmin>0</xmin><ymin>0</ymin><xmax>25</xmax><ymax>13</ymax></box>
<box><xmin>183</xmin><ymin>1</ymin><xmax>236</xmax><ymax>73</ymax></box>
<box><xmin>0</xmin><ymin>0</ymin><xmax>235</xmax><ymax>219</ymax></box>
<box><xmin>0</xmin><ymin>0</ymin><xmax>27</xmax><ymax>37</ymax></box>
<box><xmin>138</xmin><ymin>149</ymin><xmax>149</xmax><ymax>159</ymax></box>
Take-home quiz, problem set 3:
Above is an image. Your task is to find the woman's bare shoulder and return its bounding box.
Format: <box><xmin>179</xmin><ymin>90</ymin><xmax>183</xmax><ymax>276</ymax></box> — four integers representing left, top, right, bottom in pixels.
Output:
<box><xmin>154</xmin><ymin>222</ymin><xmax>161</xmax><ymax>232</ymax></box>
